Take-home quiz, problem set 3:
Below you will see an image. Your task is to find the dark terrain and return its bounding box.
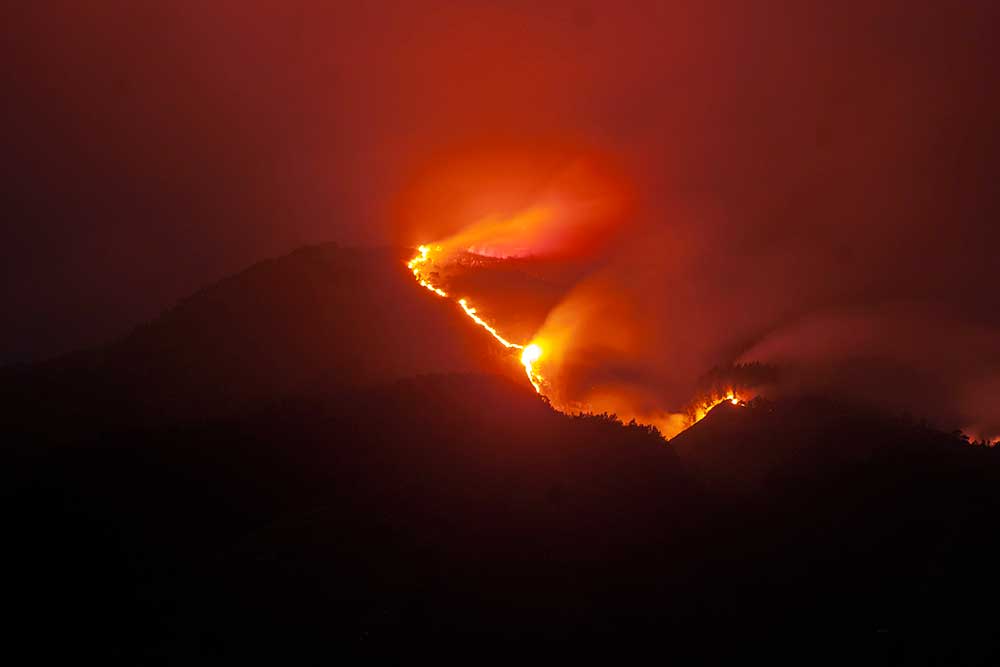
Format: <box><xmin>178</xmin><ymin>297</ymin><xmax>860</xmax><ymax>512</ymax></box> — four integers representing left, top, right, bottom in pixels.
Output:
<box><xmin>4</xmin><ymin>244</ymin><xmax>999</xmax><ymax>663</ymax></box>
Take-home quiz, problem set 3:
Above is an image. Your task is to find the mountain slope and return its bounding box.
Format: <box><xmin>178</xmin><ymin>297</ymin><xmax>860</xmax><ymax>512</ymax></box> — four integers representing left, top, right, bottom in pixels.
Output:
<box><xmin>1</xmin><ymin>244</ymin><xmax>535</xmax><ymax>434</ymax></box>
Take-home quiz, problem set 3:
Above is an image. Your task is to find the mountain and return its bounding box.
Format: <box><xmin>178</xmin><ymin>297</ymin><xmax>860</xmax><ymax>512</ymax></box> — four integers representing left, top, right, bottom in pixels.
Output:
<box><xmin>669</xmin><ymin>396</ymin><xmax>962</xmax><ymax>494</ymax></box>
<box><xmin>4</xmin><ymin>245</ymin><xmax>1000</xmax><ymax>662</ymax></box>
<box><xmin>1</xmin><ymin>244</ymin><xmax>532</xmax><ymax>436</ymax></box>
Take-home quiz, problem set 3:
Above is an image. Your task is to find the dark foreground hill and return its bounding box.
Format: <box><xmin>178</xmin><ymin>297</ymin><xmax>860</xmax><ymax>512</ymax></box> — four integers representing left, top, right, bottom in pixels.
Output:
<box><xmin>3</xmin><ymin>245</ymin><xmax>1000</xmax><ymax>663</ymax></box>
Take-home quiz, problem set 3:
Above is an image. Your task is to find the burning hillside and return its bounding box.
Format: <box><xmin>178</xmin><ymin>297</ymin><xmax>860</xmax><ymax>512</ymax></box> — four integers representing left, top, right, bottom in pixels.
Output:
<box><xmin>406</xmin><ymin>240</ymin><xmax>756</xmax><ymax>439</ymax></box>
<box><xmin>407</xmin><ymin>244</ymin><xmax>547</xmax><ymax>394</ymax></box>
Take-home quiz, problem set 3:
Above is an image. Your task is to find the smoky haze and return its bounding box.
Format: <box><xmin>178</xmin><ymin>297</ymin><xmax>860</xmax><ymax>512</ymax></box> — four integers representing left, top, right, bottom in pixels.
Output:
<box><xmin>2</xmin><ymin>2</ymin><xmax>998</xmax><ymax>435</ymax></box>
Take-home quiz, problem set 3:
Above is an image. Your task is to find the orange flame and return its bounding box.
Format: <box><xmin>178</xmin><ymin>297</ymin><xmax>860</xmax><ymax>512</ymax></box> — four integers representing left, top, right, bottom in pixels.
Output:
<box><xmin>457</xmin><ymin>299</ymin><xmax>519</xmax><ymax>349</ymax></box>
<box><xmin>689</xmin><ymin>389</ymin><xmax>742</xmax><ymax>424</ymax></box>
<box><xmin>520</xmin><ymin>344</ymin><xmax>543</xmax><ymax>394</ymax></box>
<box><xmin>408</xmin><ymin>245</ymin><xmax>544</xmax><ymax>393</ymax></box>
<box><xmin>407</xmin><ymin>245</ymin><xmax>448</xmax><ymax>297</ymax></box>
<box><xmin>406</xmin><ymin>243</ymin><xmax>742</xmax><ymax>437</ymax></box>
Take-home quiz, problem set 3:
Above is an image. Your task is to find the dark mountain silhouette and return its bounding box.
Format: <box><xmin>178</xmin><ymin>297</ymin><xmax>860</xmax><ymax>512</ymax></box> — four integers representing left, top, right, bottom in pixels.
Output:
<box><xmin>1</xmin><ymin>244</ymin><xmax>539</xmax><ymax>436</ymax></box>
<box><xmin>4</xmin><ymin>245</ymin><xmax>1000</xmax><ymax>663</ymax></box>
<box><xmin>670</xmin><ymin>397</ymin><xmax>946</xmax><ymax>494</ymax></box>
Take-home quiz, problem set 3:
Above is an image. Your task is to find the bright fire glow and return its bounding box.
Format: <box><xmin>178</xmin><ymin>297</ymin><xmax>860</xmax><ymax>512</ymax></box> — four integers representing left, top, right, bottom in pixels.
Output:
<box><xmin>408</xmin><ymin>245</ymin><xmax>544</xmax><ymax>392</ymax></box>
<box><xmin>406</xmin><ymin>243</ymin><xmax>743</xmax><ymax>437</ymax></box>
<box><xmin>457</xmin><ymin>299</ymin><xmax>520</xmax><ymax>349</ymax></box>
<box><xmin>407</xmin><ymin>245</ymin><xmax>448</xmax><ymax>297</ymax></box>
<box><xmin>689</xmin><ymin>389</ymin><xmax>742</xmax><ymax>423</ymax></box>
<box><xmin>520</xmin><ymin>344</ymin><xmax>543</xmax><ymax>394</ymax></box>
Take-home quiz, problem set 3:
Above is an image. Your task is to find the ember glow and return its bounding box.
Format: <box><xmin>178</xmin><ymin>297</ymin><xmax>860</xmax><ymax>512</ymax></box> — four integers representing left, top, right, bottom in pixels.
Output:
<box><xmin>405</xmin><ymin>240</ymin><xmax>742</xmax><ymax>438</ymax></box>
<box><xmin>399</xmin><ymin>150</ymin><xmax>752</xmax><ymax>439</ymax></box>
<box><xmin>520</xmin><ymin>344</ymin><xmax>544</xmax><ymax>394</ymax></box>
<box><xmin>407</xmin><ymin>245</ymin><xmax>545</xmax><ymax>393</ymax></box>
<box><xmin>457</xmin><ymin>299</ymin><xmax>520</xmax><ymax>349</ymax></box>
<box><xmin>691</xmin><ymin>389</ymin><xmax>742</xmax><ymax>423</ymax></box>
<box><xmin>407</xmin><ymin>245</ymin><xmax>448</xmax><ymax>297</ymax></box>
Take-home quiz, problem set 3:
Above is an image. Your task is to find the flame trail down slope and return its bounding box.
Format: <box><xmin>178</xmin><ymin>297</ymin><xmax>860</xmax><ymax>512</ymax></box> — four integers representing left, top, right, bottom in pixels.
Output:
<box><xmin>406</xmin><ymin>244</ymin><xmax>743</xmax><ymax>437</ymax></box>
<box><xmin>407</xmin><ymin>245</ymin><xmax>743</xmax><ymax>437</ymax></box>
<box><xmin>408</xmin><ymin>245</ymin><xmax>544</xmax><ymax>393</ymax></box>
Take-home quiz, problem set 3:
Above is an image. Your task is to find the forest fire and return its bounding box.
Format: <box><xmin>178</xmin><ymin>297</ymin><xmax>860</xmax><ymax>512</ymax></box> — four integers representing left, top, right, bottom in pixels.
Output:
<box><xmin>406</xmin><ymin>243</ymin><xmax>743</xmax><ymax>437</ymax></box>
<box><xmin>690</xmin><ymin>389</ymin><xmax>742</xmax><ymax>422</ymax></box>
<box><xmin>408</xmin><ymin>245</ymin><xmax>545</xmax><ymax>393</ymax></box>
<box><xmin>520</xmin><ymin>344</ymin><xmax>544</xmax><ymax>394</ymax></box>
<box><xmin>399</xmin><ymin>147</ymin><xmax>751</xmax><ymax>438</ymax></box>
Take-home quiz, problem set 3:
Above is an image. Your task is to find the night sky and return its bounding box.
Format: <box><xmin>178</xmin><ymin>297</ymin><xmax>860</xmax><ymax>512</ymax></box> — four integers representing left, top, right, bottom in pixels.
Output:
<box><xmin>3</xmin><ymin>1</ymin><xmax>999</xmax><ymax>434</ymax></box>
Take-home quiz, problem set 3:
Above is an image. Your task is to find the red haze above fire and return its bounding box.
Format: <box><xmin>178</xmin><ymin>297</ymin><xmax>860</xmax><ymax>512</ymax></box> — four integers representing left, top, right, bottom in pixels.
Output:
<box><xmin>2</xmin><ymin>2</ymin><xmax>999</xmax><ymax>437</ymax></box>
<box><xmin>394</xmin><ymin>148</ymin><xmax>633</xmax><ymax>260</ymax></box>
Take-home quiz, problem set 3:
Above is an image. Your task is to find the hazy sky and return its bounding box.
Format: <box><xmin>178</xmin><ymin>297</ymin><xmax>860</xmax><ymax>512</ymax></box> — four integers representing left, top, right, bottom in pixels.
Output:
<box><xmin>3</xmin><ymin>2</ymin><xmax>998</xmax><ymax>434</ymax></box>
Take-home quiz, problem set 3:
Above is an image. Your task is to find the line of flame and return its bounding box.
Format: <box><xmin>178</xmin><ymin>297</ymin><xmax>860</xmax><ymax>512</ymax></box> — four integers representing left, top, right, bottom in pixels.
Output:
<box><xmin>457</xmin><ymin>299</ymin><xmax>522</xmax><ymax>350</ymax></box>
<box><xmin>407</xmin><ymin>245</ymin><xmax>739</xmax><ymax>426</ymax></box>
<box><xmin>690</xmin><ymin>389</ymin><xmax>742</xmax><ymax>424</ymax></box>
<box><xmin>408</xmin><ymin>246</ymin><xmax>543</xmax><ymax>392</ymax></box>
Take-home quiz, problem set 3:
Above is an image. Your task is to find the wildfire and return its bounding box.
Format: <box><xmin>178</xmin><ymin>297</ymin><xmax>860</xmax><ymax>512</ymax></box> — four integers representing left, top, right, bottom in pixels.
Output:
<box><xmin>689</xmin><ymin>389</ymin><xmax>742</xmax><ymax>424</ymax></box>
<box><xmin>457</xmin><ymin>299</ymin><xmax>519</xmax><ymax>349</ymax></box>
<box><xmin>520</xmin><ymin>344</ymin><xmax>543</xmax><ymax>394</ymax></box>
<box><xmin>408</xmin><ymin>245</ymin><xmax>544</xmax><ymax>393</ymax></box>
<box><xmin>407</xmin><ymin>245</ymin><xmax>448</xmax><ymax>297</ymax></box>
<box><xmin>405</xmin><ymin>243</ymin><xmax>743</xmax><ymax>437</ymax></box>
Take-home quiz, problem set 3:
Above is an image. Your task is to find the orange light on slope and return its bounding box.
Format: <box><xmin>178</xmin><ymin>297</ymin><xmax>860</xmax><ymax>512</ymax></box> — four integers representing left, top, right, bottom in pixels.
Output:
<box><xmin>406</xmin><ymin>244</ymin><xmax>743</xmax><ymax>438</ymax></box>
<box><xmin>457</xmin><ymin>299</ymin><xmax>520</xmax><ymax>349</ymax></box>
<box><xmin>407</xmin><ymin>245</ymin><xmax>448</xmax><ymax>297</ymax></box>
<box><xmin>689</xmin><ymin>389</ymin><xmax>743</xmax><ymax>424</ymax></box>
<box><xmin>520</xmin><ymin>344</ymin><xmax>543</xmax><ymax>394</ymax></box>
<box><xmin>407</xmin><ymin>246</ymin><xmax>543</xmax><ymax>393</ymax></box>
